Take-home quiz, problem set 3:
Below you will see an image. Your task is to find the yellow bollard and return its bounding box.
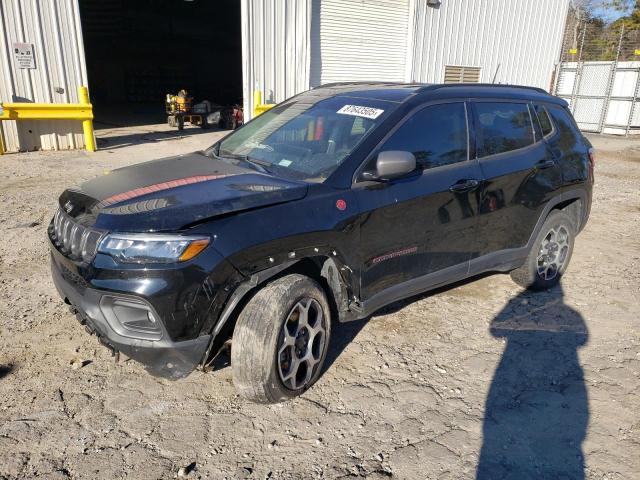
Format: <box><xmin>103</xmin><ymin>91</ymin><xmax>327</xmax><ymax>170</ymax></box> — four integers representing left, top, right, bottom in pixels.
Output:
<box><xmin>253</xmin><ymin>90</ymin><xmax>263</xmax><ymax>118</ymax></box>
<box><xmin>78</xmin><ymin>86</ymin><xmax>96</xmax><ymax>152</ymax></box>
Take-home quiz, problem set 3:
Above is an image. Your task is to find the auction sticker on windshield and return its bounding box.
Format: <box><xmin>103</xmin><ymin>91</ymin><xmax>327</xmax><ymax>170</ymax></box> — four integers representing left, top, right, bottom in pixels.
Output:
<box><xmin>337</xmin><ymin>105</ymin><xmax>384</xmax><ymax>120</ymax></box>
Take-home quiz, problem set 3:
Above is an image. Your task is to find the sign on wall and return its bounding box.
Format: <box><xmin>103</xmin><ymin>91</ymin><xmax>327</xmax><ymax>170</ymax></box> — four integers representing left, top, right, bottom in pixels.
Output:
<box><xmin>13</xmin><ymin>43</ymin><xmax>35</xmax><ymax>69</ymax></box>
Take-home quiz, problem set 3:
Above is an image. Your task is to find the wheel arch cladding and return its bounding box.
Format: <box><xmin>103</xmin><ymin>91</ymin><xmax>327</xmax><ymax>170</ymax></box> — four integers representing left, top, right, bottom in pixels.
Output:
<box><xmin>200</xmin><ymin>255</ymin><xmax>352</xmax><ymax>367</ymax></box>
<box><xmin>552</xmin><ymin>197</ymin><xmax>584</xmax><ymax>233</ymax></box>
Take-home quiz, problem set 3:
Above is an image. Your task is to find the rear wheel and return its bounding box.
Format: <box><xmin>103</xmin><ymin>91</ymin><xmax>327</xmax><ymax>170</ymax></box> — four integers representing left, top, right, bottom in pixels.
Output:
<box><xmin>231</xmin><ymin>274</ymin><xmax>331</xmax><ymax>403</ymax></box>
<box><xmin>510</xmin><ymin>210</ymin><xmax>575</xmax><ymax>290</ymax></box>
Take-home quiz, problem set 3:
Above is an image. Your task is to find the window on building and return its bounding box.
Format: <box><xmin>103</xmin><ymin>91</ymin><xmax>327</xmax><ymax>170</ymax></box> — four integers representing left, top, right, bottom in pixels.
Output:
<box><xmin>378</xmin><ymin>103</ymin><xmax>468</xmax><ymax>170</ymax></box>
<box><xmin>534</xmin><ymin>104</ymin><xmax>554</xmax><ymax>137</ymax></box>
<box><xmin>474</xmin><ymin>102</ymin><xmax>534</xmax><ymax>157</ymax></box>
<box><xmin>444</xmin><ymin>65</ymin><xmax>481</xmax><ymax>83</ymax></box>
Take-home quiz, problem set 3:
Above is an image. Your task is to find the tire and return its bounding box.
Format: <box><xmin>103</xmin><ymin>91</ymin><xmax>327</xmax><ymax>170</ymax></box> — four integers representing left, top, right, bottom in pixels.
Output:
<box><xmin>510</xmin><ymin>210</ymin><xmax>575</xmax><ymax>290</ymax></box>
<box><xmin>177</xmin><ymin>116</ymin><xmax>184</xmax><ymax>131</ymax></box>
<box><xmin>231</xmin><ymin>274</ymin><xmax>332</xmax><ymax>403</ymax></box>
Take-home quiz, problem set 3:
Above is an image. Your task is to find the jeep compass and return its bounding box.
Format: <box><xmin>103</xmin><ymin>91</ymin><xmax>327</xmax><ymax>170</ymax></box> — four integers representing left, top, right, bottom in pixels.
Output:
<box><xmin>49</xmin><ymin>83</ymin><xmax>593</xmax><ymax>403</ymax></box>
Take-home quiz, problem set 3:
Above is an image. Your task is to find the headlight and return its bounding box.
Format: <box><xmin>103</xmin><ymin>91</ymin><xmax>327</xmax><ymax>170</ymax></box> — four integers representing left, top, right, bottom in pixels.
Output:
<box><xmin>98</xmin><ymin>233</ymin><xmax>210</xmax><ymax>264</ymax></box>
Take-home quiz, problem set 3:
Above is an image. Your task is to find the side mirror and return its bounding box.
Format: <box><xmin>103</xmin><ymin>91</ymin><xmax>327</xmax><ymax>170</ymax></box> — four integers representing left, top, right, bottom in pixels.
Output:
<box><xmin>369</xmin><ymin>151</ymin><xmax>416</xmax><ymax>181</ymax></box>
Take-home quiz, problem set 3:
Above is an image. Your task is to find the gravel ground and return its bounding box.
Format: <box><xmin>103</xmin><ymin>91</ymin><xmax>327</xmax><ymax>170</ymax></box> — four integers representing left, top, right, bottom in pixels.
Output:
<box><xmin>0</xmin><ymin>125</ymin><xmax>638</xmax><ymax>479</ymax></box>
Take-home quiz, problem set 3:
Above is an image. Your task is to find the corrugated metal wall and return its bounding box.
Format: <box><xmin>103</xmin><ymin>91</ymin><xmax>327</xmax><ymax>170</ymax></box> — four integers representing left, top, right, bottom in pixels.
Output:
<box><xmin>241</xmin><ymin>0</ymin><xmax>311</xmax><ymax>121</ymax></box>
<box><xmin>1</xmin><ymin>0</ymin><xmax>572</xmax><ymax>148</ymax></box>
<box><xmin>407</xmin><ymin>0</ymin><xmax>570</xmax><ymax>89</ymax></box>
<box><xmin>309</xmin><ymin>0</ymin><xmax>410</xmax><ymax>86</ymax></box>
<box><xmin>0</xmin><ymin>0</ymin><xmax>88</xmax><ymax>152</ymax></box>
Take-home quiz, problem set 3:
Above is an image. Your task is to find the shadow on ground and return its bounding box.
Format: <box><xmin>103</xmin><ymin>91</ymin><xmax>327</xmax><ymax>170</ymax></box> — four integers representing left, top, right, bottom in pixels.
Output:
<box><xmin>477</xmin><ymin>284</ymin><xmax>589</xmax><ymax>479</ymax></box>
<box><xmin>0</xmin><ymin>364</ymin><xmax>14</xmax><ymax>380</ymax></box>
<box><xmin>94</xmin><ymin>125</ymin><xmax>222</xmax><ymax>150</ymax></box>
<box><xmin>323</xmin><ymin>277</ymin><xmax>590</xmax><ymax>478</ymax></box>
<box><xmin>323</xmin><ymin>273</ymin><xmax>500</xmax><ymax>377</ymax></box>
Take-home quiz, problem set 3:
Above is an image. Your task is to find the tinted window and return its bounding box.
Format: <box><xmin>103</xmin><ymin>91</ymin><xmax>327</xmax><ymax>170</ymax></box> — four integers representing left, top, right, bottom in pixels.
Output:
<box><xmin>534</xmin><ymin>104</ymin><xmax>554</xmax><ymax>136</ymax></box>
<box><xmin>547</xmin><ymin>105</ymin><xmax>580</xmax><ymax>150</ymax></box>
<box><xmin>379</xmin><ymin>103</ymin><xmax>468</xmax><ymax>170</ymax></box>
<box><xmin>475</xmin><ymin>102</ymin><xmax>534</xmax><ymax>157</ymax></box>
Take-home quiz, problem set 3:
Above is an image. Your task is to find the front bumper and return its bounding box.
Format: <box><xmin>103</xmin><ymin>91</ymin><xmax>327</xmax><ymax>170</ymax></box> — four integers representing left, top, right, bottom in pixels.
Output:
<box><xmin>50</xmin><ymin>251</ymin><xmax>211</xmax><ymax>379</ymax></box>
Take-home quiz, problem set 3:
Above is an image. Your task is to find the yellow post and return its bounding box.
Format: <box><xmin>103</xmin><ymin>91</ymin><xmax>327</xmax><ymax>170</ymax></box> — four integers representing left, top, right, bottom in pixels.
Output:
<box><xmin>253</xmin><ymin>90</ymin><xmax>262</xmax><ymax>117</ymax></box>
<box><xmin>78</xmin><ymin>86</ymin><xmax>96</xmax><ymax>152</ymax></box>
<box><xmin>0</xmin><ymin>120</ymin><xmax>4</xmax><ymax>155</ymax></box>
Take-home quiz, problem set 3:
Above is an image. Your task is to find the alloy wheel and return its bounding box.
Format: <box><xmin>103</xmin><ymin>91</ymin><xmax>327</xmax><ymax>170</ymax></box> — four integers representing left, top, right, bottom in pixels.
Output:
<box><xmin>536</xmin><ymin>225</ymin><xmax>570</xmax><ymax>281</ymax></box>
<box><xmin>277</xmin><ymin>298</ymin><xmax>327</xmax><ymax>390</ymax></box>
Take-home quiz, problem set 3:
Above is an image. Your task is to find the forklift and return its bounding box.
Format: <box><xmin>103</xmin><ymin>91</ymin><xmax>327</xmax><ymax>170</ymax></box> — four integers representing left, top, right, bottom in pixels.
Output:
<box><xmin>165</xmin><ymin>89</ymin><xmax>244</xmax><ymax>131</ymax></box>
<box><xmin>165</xmin><ymin>90</ymin><xmax>208</xmax><ymax>130</ymax></box>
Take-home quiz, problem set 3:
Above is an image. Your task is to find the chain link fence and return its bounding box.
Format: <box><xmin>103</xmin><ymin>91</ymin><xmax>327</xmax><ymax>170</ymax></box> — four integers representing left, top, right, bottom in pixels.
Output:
<box><xmin>553</xmin><ymin>16</ymin><xmax>640</xmax><ymax>135</ymax></box>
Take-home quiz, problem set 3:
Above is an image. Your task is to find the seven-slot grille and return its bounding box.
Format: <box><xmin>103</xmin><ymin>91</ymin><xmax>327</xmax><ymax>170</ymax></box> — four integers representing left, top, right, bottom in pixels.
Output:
<box><xmin>49</xmin><ymin>209</ymin><xmax>104</xmax><ymax>262</ymax></box>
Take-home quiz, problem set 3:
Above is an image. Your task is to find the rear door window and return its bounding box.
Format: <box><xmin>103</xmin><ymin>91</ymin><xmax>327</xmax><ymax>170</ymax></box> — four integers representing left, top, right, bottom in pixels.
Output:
<box><xmin>474</xmin><ymin>102</ymin><xmax>534</xmax><ymax>158</ymax></box>
<box><xmin>378</xmin><ymin>102</ymin><xmax>468</xmax><ymax>170</ymax></box>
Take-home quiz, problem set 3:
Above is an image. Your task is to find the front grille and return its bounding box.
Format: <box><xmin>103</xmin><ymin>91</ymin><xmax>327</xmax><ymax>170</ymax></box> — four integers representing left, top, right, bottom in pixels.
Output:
<box><xmin>49</xmin><ymin>209</ymin><xmax>104</xmax><ymax>263</ymax></box>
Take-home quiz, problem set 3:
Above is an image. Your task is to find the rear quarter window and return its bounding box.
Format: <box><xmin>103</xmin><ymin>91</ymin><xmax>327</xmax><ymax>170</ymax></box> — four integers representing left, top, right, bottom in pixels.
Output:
<box><xmin>546</xmin><ymin>105</ymin><xmax>584</xmax><ymax>151</ymax></box>
<box><xmin>534</xmin><ymin>104</ymin><xmax>554</xmax><ymax>137</ymax></box>
<box><xmin>474</xmin><ymin>102</ymin><xmax>534</xmax><ymax>157</ymax></box>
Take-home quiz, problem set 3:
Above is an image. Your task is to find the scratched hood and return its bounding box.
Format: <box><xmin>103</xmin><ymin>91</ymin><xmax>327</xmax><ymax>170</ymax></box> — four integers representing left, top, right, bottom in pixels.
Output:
<box><xmin>58</xmin><ymin>151</ymin><xmax>308</xmax><ymax>232</ymax></box>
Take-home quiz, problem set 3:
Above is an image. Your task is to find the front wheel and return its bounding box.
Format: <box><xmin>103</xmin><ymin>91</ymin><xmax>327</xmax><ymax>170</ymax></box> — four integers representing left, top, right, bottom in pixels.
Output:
<box><xmin>231</xmin><ymin>274</ymin><xmax>332</xmax><ymax>403</ymax></box>
<box><xmin>510</xmin><ymin>210</ymin><xmax>575</xmax><ymax>290</ymax></box>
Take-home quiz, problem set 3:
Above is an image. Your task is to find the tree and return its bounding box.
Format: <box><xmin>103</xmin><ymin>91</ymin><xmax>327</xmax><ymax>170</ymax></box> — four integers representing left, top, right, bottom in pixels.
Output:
<box><xmin>564</xmin><ymin>0</ymin><xmax>640</xmax><ymax>61</ymax></box>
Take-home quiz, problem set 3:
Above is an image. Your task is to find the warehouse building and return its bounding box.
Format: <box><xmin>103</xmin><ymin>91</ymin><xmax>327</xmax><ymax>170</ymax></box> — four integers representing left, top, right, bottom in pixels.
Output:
<box><xmin>0</xmin><ymin>0</ymin><xmax>570</xmax><ymax>153</ymax></box>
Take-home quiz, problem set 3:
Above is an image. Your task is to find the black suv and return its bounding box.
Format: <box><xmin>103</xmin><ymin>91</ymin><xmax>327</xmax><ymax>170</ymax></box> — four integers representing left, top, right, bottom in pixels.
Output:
<box><xmin>49</xmin><ymin>83</ymin><xmax>593</xmax><ymax>403</ymax></box>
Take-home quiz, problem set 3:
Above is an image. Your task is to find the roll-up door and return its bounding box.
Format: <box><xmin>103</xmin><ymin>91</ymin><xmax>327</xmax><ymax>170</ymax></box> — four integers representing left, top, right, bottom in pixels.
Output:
<box><xmin>311</xmin><ymin>0</ymin><xmax>410</xmax><ymax>86</ymax></box>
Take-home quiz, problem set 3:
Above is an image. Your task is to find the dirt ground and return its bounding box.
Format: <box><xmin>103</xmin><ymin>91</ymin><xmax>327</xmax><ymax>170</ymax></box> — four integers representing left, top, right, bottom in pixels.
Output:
<box><xmin>0</xmin><ymin>124</ymin><xmax>638</xmax><ymax>479</ymax></box>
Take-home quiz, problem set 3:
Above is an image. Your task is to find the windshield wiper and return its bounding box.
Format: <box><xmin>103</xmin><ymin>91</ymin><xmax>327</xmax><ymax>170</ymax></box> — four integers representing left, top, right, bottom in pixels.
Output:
<box><xmin>243</xmin><ymin>156</ymin><xmax>273</xmax><ymax>174</ymax></box>
<box><xmin>217</xmin><ymin>152</ymin><xmax>272</xmax><ymax>174</ymax></box>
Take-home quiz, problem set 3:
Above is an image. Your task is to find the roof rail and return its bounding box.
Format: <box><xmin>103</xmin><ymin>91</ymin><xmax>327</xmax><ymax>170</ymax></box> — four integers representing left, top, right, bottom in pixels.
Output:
<box><xmin>313</xmin><ymin>81</ymin><xmax>551</xmax><ymax>96</ymax></box>
<box><xmin>315</xmin><ymin>81</ymin><xmax>426</xmax><ymax>89</ymax></box>
<box><xmin>420</xmin><ymin>83</ymin><xmax>549</xmax><ymax>95</ymax></box>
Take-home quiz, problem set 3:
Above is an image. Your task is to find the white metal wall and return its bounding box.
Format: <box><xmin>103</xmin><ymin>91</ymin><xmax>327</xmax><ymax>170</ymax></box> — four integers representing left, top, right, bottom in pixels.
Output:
<box><xmin>0</xmin><ymin>0</ymin><xmax>88</xmax><ymax>152</ymax></box>
<box><xmin>241</xmin><ymin>0</ymin><xmax>311</xmax><ymax>121</ymax></box>
<box><xmin>407</xmin><ymin>0</ymin><xmax>570</xmax><ymax>89</ymax></box>
<box><xmin>309</xmin><ymin>0</ymin><xmax>410</xmax><ymax>86</ymax></box>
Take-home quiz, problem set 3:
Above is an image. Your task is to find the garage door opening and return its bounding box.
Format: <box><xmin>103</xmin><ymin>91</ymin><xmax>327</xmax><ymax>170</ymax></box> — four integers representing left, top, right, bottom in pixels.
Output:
<box><xmin>79</xmin><ymin>0</ymin><xmax>242</xmax><ymax>141</ymax></box>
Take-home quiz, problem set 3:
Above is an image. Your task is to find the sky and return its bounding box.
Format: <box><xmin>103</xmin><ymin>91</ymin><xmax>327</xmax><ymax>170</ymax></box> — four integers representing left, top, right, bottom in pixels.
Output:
<box><xmin>592</xmin><ymin>5</ymin><xmax>633</xmax><ymax>22</ymax></box>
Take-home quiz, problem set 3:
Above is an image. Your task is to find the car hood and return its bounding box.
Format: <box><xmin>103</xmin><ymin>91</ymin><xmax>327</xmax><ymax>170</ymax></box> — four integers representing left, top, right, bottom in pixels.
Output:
<box><xmin>58</xmin><ymin>152</ymin><xmax>309</xmax><ymax>232</ymax></box>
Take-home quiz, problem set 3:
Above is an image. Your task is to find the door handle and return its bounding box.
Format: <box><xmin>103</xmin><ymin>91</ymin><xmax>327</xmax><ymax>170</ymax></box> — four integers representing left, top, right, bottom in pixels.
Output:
<box><xmin>449</xmin><ymin>179</ymin><xmax>479</xmax><ymax>193</ymax></box>
<box><xmin>536</xmin><ymin>159</ymin><xmax>556</xmax><ymax>170</ymax></box>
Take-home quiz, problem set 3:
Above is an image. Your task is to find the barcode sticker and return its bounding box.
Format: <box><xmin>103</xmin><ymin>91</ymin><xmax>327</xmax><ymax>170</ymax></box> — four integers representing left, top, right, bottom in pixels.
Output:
<box><xmin>337</xmin><ymin>105</ymin><xmax>384</xmax><ymax>120</ymax></box>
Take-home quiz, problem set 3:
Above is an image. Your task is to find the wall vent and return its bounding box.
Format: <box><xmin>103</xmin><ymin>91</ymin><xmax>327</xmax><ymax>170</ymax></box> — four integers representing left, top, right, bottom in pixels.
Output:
<box><xmin>444</xmin><ymin>65</ymin><xmax>481</xmax><ymax>83</ymax></box>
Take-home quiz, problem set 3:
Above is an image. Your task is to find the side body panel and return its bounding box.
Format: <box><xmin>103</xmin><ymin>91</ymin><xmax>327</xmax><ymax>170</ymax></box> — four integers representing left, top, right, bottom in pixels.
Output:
<box><xmin>200</xmin><ymin>183</ymin><xmax>361</xmax><ymax>299</ymax></box>
<box><xmin>471</xmin><ymin>100</ymin><xmax>564</xmax><ymax>258</ymax></box>
<box><xmin>354</xmin><ymin>160</ymin><xmax>482</xmax><ymax>300</ymax></box>
<box><xmin>545</xmin><ymin>105</ymin><xmax>592</xmax><ymax>194</ymax></box>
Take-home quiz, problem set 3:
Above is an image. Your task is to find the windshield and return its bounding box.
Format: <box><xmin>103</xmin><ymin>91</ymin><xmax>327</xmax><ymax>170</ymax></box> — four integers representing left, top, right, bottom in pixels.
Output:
<box><xmin>212</xmin><ymin>95</ymin><xmax>394</xmax><ymax>181</ymax></box>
